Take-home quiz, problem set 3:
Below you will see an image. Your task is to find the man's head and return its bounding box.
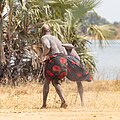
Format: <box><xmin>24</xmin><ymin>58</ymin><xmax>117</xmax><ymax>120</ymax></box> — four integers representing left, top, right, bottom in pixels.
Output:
<box><xmin>41</xmin><ymin>24</ymin><xmax>51</xmax><ymax>35</ymax></box>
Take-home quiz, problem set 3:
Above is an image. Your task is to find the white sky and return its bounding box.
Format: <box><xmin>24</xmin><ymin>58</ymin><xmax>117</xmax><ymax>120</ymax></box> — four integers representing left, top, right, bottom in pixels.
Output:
<box><xmin>95</xmin><ymin>0</ymin><xmax>120</xmax><ymax>23</ymax></box>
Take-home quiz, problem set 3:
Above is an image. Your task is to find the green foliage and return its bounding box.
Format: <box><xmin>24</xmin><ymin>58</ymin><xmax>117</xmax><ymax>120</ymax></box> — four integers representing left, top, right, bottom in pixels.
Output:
<box><xmin>88</xmin><ymin>25</ymin><xmax>117</xmax><ymax>40</ymax></box>
<box><xmin>72</xmin><ymin>36</ymin><xmax>96</xmax><ymax>74</ymax></box>
<box><xmin>84</xmin><ymin>12</ymin><xmax>109</xmax><ymax>26</ymax></box>
<box><xmin>1</xmin><ymin>0</ymin><xmax>113</xmax><ymax>75</ymax></box>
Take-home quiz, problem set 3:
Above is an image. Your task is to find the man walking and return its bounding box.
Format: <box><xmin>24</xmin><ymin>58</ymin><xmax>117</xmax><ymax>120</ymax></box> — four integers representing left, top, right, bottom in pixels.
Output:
<box><xmin>40</xmin><ymin>24</ymin><xmax>68</xmax><ymax>109</ymax></box>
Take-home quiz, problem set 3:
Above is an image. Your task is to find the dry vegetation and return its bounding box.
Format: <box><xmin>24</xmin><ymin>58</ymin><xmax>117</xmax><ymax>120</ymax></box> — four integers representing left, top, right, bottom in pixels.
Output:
<box><xmin>0</xmin><ymin>80</ymin><xmax>120</xmax><ymax>120</ymax></box>
<box><xmin>116</xmin><ymin>26</ymin><xmax>120</xmax><ymax>39</ymax></box>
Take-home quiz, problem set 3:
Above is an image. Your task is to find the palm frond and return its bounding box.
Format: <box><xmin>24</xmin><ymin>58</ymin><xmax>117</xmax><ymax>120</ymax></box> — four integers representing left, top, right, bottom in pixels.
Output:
<box><xmin>88</xmin><ymin>25</ymin><xmax>117</xmax><ymax>46</ymax></box>
<box><xmin>71</xmin><ymin>0</ymin><xmax>101</xmax><ymax>25</ymax></box>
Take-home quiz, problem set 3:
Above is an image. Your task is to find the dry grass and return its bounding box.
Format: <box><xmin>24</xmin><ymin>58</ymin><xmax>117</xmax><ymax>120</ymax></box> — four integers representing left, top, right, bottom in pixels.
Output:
<box><xmin>0</xmin><ymin>80</ymin><xmax>120</xmax><ymax>113</ymax></box>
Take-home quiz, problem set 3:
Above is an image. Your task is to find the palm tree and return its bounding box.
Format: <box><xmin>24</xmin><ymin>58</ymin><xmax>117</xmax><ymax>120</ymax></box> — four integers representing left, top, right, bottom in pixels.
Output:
<box><xmin>0</xmin><ymin>0</ymin><xmax>115</xmax><ymax>79</ymax></box>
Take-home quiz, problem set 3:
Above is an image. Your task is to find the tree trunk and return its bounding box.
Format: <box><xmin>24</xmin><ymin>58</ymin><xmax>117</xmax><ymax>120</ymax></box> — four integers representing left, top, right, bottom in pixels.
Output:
<box><xmin>0</xmin><ymin>1</ymin><xmax>6</xmax><ymax>64</ymax></box>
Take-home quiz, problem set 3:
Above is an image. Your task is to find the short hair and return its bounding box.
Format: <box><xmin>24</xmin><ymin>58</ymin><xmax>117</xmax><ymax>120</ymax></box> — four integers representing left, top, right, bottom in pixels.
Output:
<box><xmin>41</xmin><ymin>24</ymin><xmax>50</xmax><ymax>33</ymax></box>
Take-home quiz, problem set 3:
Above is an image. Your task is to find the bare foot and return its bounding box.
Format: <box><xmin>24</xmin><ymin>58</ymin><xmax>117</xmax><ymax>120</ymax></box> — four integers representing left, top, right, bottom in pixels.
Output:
<box><xmin>60</xmin><ymin>102</ymin><xmax>68</xmax><ymax>108</ymax></box>
<box><xmin>81</xmin><ymin>102</ymin><xmax>84</xmax><ymax>106</ymax></box>
<box><xmin>40</xmin><ymin>105</ymin><xmax>46</xmax><ymax>109</ymax></box>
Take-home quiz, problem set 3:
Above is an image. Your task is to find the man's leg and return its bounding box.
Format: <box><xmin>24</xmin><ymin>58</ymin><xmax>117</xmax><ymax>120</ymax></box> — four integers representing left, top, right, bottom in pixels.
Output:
<box><xmin>52</xmin><ymin>80</ymin><xmax>68</xmax><ymax>108</ymax></box>
<box><xmin>76</xmin><ymin>81</ymin><xmax>84</xmax><ymax>106</ymax></box>
<box><xmin>41</xmin><ymin>79</ymin><xmax>50</xmax><ymax>108</ymax></box>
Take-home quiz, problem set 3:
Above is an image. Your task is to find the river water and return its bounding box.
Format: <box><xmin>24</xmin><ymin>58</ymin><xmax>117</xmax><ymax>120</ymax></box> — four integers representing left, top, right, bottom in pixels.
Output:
<box><xmin>88</xmin><ymin>40</ymin><xmax>120</xmax><ymax>80</ymax></box>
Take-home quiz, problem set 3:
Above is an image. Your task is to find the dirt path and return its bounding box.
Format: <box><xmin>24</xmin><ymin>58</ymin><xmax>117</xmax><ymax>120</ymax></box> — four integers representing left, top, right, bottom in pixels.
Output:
<box><xmin>0</xmin><ymin>82</ymin><xmax>120</xmax><ymax>120</ymax></box>
<box><xmin>0</xmin><ymin>111</ymin><xmax>120</xmax><ymax>120</ymax></box>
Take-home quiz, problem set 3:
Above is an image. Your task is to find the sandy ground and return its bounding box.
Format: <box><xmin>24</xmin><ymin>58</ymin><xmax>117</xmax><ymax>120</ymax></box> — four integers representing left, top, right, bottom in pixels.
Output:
<box><xmin>0</xmin><ymin>81</ymin><xmax>120</xmax><ymax>120</ymax></box>
<box><xmin>0</xmin><ymin>110</ymin><xmax>120</xmax><ymax>120</ymax></box>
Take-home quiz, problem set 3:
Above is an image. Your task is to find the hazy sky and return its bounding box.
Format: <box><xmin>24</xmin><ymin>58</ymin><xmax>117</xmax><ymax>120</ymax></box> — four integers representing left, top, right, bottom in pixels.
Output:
<box><xmin>95</xmin><ymin>0</ymin><xmax>120</xmax><ymax>23</ymax></box>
